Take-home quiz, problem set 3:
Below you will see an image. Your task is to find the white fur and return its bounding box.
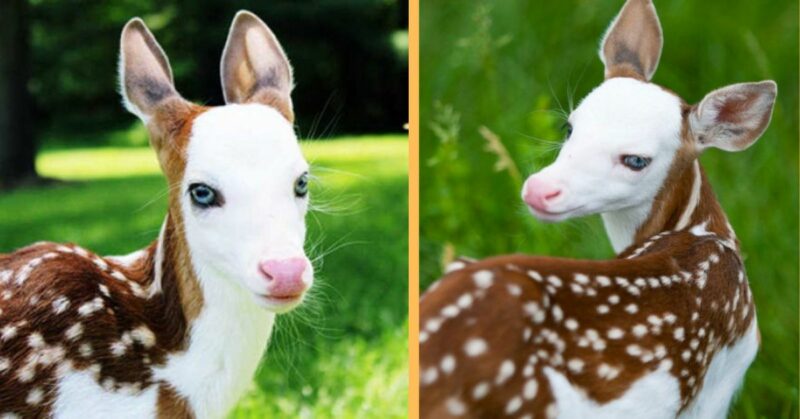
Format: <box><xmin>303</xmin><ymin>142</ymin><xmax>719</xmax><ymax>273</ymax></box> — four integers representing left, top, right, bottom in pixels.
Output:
<box><xmin>153</xmin><ymin>272</ymin><xmax>273</xmax><ymax>418</ymax></box>
<box><xmin>524</xmin><ymin>77</ymin><xmax>683</xmax><ymax>251</ymax></box>
<box><xmin>545</xmin><ymin>362</ymin><xmax>681</xmax><ymax>419</ymax></box>
<box><xmin>679</xmin><ymin>319</ymin><xmax>759</xmax><ymax>419</ymax></box>
<box><xmin>155</xmin><ymin>103</ymin><xmax>310</xmax><ymax>416</ymax></box>
<box><xmin>50</xmin><ymin>104</ymin><xmax>310</xmax><ymax>417</ymax></box>
<box><xmin>53</xmin><ymin>370</ymin><xmax>159</xmax><ymax>418</ymax></box>
<box><xmin>542</xmin><ymin>319</ymin><xmax>758</xmax><ymax>419</ymax></box>
<box><xmin>180</xmin><ymin>104</ymin><xmax>313</xmax><ymax>312</ymax></box>
<box><xmin>675</xmin><ymin>161</ymin><xmax>702</xmax><ymax>231</ymax></box>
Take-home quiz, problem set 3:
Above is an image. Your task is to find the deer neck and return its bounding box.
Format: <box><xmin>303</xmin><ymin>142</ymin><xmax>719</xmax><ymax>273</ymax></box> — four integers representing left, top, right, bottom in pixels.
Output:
<box><xmin>602</xmin><ymin>159</ymin><xmax>738</xmax><ymax>254</ymax></box>
<box><xmin>144</xmin><ymin>210</ymin><xmax>273</xmax><ymax>415</ymax></box>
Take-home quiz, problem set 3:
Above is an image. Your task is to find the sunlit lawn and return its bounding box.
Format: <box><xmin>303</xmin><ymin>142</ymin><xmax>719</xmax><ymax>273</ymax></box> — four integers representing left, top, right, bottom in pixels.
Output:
<box><xmin>0</xmin><ymin>134</ymin><xmax>409</xmax><ymax>418</ymax></box>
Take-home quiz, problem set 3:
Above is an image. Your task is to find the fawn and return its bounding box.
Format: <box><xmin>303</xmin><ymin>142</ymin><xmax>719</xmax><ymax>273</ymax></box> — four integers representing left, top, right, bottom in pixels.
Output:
<box><xmin>420</xmin><ymin>0</ymin><xmax>776</xmax><ymax>418</ymax></box>
<box><xmin>0</xmin><ymin>11</ymin><xmax>312</xmax><ymax>418</ymax></box>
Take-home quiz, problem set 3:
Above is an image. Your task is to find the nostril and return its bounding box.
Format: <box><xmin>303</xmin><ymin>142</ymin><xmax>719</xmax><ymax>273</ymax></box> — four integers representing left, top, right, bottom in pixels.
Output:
<box><xmin>544</xmin><ymin>189</ymin><xmax>561</xmax><ymax>201</ymax></box>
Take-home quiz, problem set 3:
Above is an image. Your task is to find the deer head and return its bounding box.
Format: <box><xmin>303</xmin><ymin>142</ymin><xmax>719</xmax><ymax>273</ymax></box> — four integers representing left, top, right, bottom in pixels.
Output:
<box><xmin>521</xmin><ymin>0</ymin><xmax>776</xmax><ymax>252</ymax></box>
<box><xmin>119</xmin><ymin>12</ymin><xmax>312</xmax><ymax>313</ymax></box>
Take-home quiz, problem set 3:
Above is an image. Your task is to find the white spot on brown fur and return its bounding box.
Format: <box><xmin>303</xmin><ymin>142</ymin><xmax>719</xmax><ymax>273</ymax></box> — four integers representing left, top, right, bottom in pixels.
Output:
<box><xmin>552</xmin><ymin>305</ymin><xmax>563</xmax><ymax>322</ymax></box>
<box><xmin>472</xmin><ymin>381</ymin><xmax>490</xmax><ymax>400</ymax></box>
<box><xmin>52</xmin><ymin>296</ymin><xmax>70</xmax><ymax>314</ymax></box>
<box><xmin>131</xmin><ymin>325</ymin><xmax>156</xmax><ymax>348</ymax></box>
<box><xmin>505</xmin><ymin>396</ymin><xmax>523</xmax><ymax>414</ymax></box>
<box><xmin>78</xmin><ymin>297</ymin><xmax>104</xmax><ymax>317</ymax></box>
<box><xmin>607</xmin><ymin>328</ymin><xmax>624</xmax><ymax>339</ymax></box>
<box><xmin>28</xmin><ymin>333</ymin><xmax>44</xmax><ymax>349</ymax></box>
<box><xmin>26</xmin><ymin>387</ymin><xmax>44</xmax><ymax>405</ymax></box>
<box><xmin>79</xmin><ymin>343</ymin><xmax>93</xmax><ymax>357</ymax></box>
<box><xmin>597</xmin><ymin>304</ymin><xmax>610</xmax><ymax>314</ymax></box>
<box><xmin>568</xmin><ymin>358</ymin><xmax>585</xmax><ymax>373</ymax></box>
<box><xmin>523</xmin><ymin>379</ymin><xmax>538</xmax><ymax>399</ymax></box>
<box><xmin>0</xmin><ymin>357</ymin><xmax>9</xmax><ymax>374</ymax></box>
<box><xmin>473</xmin><ymin>270</ymin><xmax>494</xmax><ymax>288</ymax></box>
<box><xmin>495</xmin><ymin>360</ymin><xmax>515</xmax><ymax>385</ymax></box>
<box><xmin>65</xmin><ymin>323</ymin><xmax>83</xmax><ymax>341</ymax></box>
<box><xmin>441</xmin><ymin>354</ymin><xmax>456</xmax><ymax>374</ymax></box>
<box><xmin>421</xmin><ymin>367</ymin><xmax>438</xmax><ymax>385</ymax></box>
<box><xmin>445</xmin><ymin>261</ymin><xmax>466</xmax><ymax>273</ymax></box>
<box><xmin>547</xmin><ymin>275</ymin><xmax>563</xmax><ymax>288</ymax></box>
<box><xmin>574</xmin><ymin>273</ymin><xmax>590</xmax><ymax>285</ymax></box>
<box><xmin>446</xmin><ymin>397</ymin><xmax>466</xmax><ymax>416</ymax></box>
<box><xmin>1</xmin><ymin>325</ymin><xmax>17</xmax><ymax>341</ymax></box>
<box><xmin>442</xmin><ymin>305</ymin><xmax>459</xmax><ymax>318</ymax></box>
<box><xmin>625</xmin><ymin>303</ymin><xmax>638</xmax><ymax>314</ymax></box>
<box><xmin>457</xmin><ymin>293</ymin><xmax>473</xmax><ymax>309</ymax></box>
<box><xmin>464</xmin><ymin>338</ymin><xmax>488</xmax><ymax>357</ymax></box>
<box><xmin>597</xmin><ymin>363</ymin><xmax>620</xmax><ymax>380</ymax></box>
<box><xmin>632</xmin><ymin>324</ymin><xmax>648</xmax><ymax>337</ymax></box>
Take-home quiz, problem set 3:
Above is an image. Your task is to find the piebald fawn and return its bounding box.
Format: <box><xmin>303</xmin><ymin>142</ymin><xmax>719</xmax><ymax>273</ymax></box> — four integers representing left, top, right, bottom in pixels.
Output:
<box><xmin>420</xmin><ymin>1</ymin><xmax>776</xmax><ymax>418</ymax></box>
<box><xmin>0</xmin><ymin>11</ymin><xmax>313</xmax><ymax>418</ymax></box>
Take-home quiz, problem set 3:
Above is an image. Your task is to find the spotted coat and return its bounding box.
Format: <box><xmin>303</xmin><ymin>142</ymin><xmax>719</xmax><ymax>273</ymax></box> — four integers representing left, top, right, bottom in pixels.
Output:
<box><xmin>420</xmin><ymin>228</ymin><xmax>756</xmax><ymax>418</ymax></box>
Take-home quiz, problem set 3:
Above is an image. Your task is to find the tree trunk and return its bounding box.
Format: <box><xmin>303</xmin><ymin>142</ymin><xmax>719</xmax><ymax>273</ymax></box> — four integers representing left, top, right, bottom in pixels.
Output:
<box><xmin>0</xmin><ymin>0</ymin><xmax>37</xmax><ymax>188</ymax></box>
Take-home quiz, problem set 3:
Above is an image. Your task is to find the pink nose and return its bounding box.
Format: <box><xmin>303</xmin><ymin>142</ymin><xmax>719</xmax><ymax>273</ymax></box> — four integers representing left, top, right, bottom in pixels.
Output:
<box><xmin>258</xmin><ymin>257</ymin><xmax>308</xmax><ymax>298</ymax></box>
<box><xmin>523</xmin><ymin>177</ymin><xmax>562</xmax><ymax>212</ymax></box>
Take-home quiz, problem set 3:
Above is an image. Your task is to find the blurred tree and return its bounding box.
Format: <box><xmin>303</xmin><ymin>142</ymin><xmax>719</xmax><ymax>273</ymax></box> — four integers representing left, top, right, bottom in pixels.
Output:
<box><xmin>0</xmin><ymin>0</ymin><xmax>37</xmax><ymax>188</ymax></box>
<box><xmin>27</xmin><ymin>0</ymin><xmax>407</xmax><ymax>141</ymax></box>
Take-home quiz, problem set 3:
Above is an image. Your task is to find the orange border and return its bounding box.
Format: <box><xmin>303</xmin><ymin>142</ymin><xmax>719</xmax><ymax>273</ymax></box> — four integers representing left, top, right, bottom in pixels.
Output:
<box><xmin>408</xmin><ymin>0</ymin><xmax>420</xmax><ymax>416</ymax></box>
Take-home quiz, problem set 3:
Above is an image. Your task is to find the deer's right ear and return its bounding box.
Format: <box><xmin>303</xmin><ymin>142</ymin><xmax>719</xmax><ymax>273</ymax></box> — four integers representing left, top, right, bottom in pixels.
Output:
<box><xmin>221</xmin><ymin>11</ymin><xmax>294</xmax><ymax>122</ymax></box>
<box><xmin>689</xmin><ymin>81</ymin><xmax>777</xmax><ymax>152</ymax></box>
<box><xmin>119</xmin><ymin>18</ymin><xmax>180</xmax><ymax>123</ymax></box>
<box><xmin>600</xmin><ymin>0</ymin><xmax>663</xmax><ymax>81</ymax></box>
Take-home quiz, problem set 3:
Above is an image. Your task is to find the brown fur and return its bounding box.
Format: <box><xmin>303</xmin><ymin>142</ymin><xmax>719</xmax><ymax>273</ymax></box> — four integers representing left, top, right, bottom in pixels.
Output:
<box><xmin>420</xmin><ymin>229</ymin><xmax>753</xmax><ymax>417</ymax></box>
<box><xmin>0</xmin><ymin>214</ymin><xmax>201</xmax><ymax>417</ymax></box>
<box><xmin>157</xmin><ymin>384</ymin><xmax>194</xmax><ymax>418</ymax></box>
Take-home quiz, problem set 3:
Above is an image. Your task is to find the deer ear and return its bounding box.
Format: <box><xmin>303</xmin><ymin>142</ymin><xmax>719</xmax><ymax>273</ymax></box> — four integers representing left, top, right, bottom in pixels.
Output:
<box><xmin>221</xmin><ymin>11</ymin><xmax>294</xmax><ymax>121</ymax></box>
<box><xmin>119</xmin><ymin>18</ymin><xmax>180</xmax><ymax>123</ymax></box>
<box><xmin>689</xmin><ymin>81</ymin><xmax>777</xmax><ymax>152</ymax></box>
<box><xmin>600</xmin><ymin>0</ymin><xmax>663</xmax><ymax>81</ymax></box>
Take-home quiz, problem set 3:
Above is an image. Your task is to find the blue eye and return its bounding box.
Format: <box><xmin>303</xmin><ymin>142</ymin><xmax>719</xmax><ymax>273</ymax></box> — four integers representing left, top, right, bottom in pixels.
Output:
<box><xmin>621</xmin><ymin>155</ymin><xmax>651</xmax><ymax>171</ymax></box>
<box><xmin>189</xmin><ymin>183</ymin><xmax>221</xmax><ymax>208</ymax></box>
<box><xmin>562</xmin><ymin>122</ymin><xmax>573</xmax><ymax>139</ymax></box>
<box><xmin>294</xmin><ymin>173</ymin><xmax>309</xmax><ymax>197</ymax></box>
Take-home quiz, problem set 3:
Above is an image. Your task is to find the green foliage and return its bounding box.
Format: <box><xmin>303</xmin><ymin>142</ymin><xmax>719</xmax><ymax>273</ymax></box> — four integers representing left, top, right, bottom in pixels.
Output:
<box><xmin>29</xmin><ymin>0</ymin><xmax>407</xmax><ymax>136</ymax></box>
<box><xmin>0</xmin><ymin>135</ymin><xmax>408</xmax><ymax>417</ymax></box>
<box><xmin>420</xmin><ymin>0</ymin><xmax>798</xmax><ymax>417</ymax></box>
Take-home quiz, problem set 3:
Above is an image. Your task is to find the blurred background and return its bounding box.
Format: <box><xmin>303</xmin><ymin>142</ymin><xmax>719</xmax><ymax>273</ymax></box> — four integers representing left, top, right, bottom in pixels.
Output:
<box><xmin>0</xmin><ymin>0</ymin><xmax>408</xmax><ymax>417</ymax></box>
<box><xmin>420</xmin><ymin>0</ymin><xmax>797</xmax><ymax>417</ymax></box>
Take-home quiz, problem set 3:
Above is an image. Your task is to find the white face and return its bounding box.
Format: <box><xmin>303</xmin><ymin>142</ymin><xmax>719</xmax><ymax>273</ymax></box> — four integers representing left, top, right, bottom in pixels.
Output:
<box><xmin>522</xmin><ymin>78</ymin><xmax>684</xmax><ymax>222</ymax></box>
<box><xmin>180</xmin><ymin>104</ymin><xmax>312</xmax><ymax>313</ymax></box>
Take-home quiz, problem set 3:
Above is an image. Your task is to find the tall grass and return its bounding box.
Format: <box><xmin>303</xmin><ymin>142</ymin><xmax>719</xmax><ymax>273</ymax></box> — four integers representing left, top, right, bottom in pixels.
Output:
<box><xmin>420</xmin><ymin>0</ymin><xmax>798</xmax><ymax>416</ymax></box>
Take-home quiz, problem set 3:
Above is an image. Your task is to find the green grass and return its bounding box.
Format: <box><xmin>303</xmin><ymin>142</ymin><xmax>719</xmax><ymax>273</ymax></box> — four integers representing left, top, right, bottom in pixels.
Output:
<box><xmin>420</xmin><ymin>1</ymin><xmax>798</xmax><ymax>417</ymax></box>
<box><xmin>0</xmin><ymin>135</ymin><xmax>409</xmax><ymax>418</ymax></box>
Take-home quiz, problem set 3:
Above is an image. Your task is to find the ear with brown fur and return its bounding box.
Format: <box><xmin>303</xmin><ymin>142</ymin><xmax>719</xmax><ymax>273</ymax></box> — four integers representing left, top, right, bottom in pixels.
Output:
<box><xmin>600</xmin><ymin>0</ymin><xmax>663</xmax><ymax>81</ymax></box>
<box><xmin>119</xmin><ymin>18</ymin><xmax>181</xmax><ymax>123</ymax></box>
<box><xmin>689</xmin><ymin>81</ymin><xmax>777</xmax><ymax>152</ymax></box>
<box><xmin>221</xmin><ymin>11</ymin><xmax>294</xmax><ymax>122</ymax></box>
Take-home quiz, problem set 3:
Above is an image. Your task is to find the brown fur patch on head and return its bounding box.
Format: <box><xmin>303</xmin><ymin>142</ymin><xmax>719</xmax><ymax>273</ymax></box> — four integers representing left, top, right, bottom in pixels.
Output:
<box><xmin>146</xmin><ymin>99</ymin><xmax>208</xmax><ymax>184</ymax></box>
<box><xmin>634</xmin><ymin>104</ymin><xmax>736</xmax><ymax>247</ymax></box>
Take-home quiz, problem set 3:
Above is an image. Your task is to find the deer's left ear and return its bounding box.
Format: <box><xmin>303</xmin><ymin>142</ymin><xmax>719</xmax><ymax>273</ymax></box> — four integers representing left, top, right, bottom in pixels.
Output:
<box><xmin>690</xmin><ymin>81</ymin><xmax>777</xmax><ymax>152</ymax></box>
<box><xmin>600</xmin><ymin>0</ymin><xmax>663</xmax><ymax>81</ymax></box>
<box><xmin>221</xmin><ymin>11</ymin><xmax>294</xmax><ymax>122</ymax></box>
